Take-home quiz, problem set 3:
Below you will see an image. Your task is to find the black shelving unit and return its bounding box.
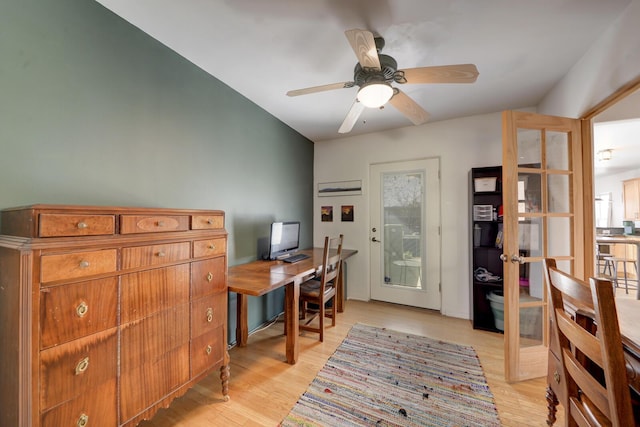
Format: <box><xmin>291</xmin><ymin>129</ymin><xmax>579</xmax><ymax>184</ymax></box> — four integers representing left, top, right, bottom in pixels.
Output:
<box><xmin>470</xmin><ymin>166</ymin><xmax>504</xmax><ymax>332</ymax></box>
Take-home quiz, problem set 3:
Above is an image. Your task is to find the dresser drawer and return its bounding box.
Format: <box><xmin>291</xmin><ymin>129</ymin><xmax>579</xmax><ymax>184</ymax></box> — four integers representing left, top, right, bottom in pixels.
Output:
<box><xmin>39</xmin><ymin>213</ymin><xmax>116</xmax><ymax>237</ymax></box>
<box><xmin>120</xmin><ymin>304</ymin><xmax>190</xmax><ymax>372</ymax></box>
<box><xmin>120</xmin><ymin>343</ymin><xmax>190</xmax><ymax>424</ymax></box>
<box><xmin>191</xmin><ymin>257</ymin><xmax>227</xmax><ymax>300</ymax></box>
<box><xmin>191</xmin><ymin>325</ymin><xmax>225</xmax><ymax>378</ymax></box>
<box><xmin>41</xmin><ymin>379</ymin><xmax>117</xmax><ymax>427</ymax></box>
<box><xmin>39</xmin><ymin>328</ymin><xmax>117</xmax><ymax>411</ymax></box>
<box><xmin>120</xmin><ymin>264</ymin><xmax>190</xmax><ymax>324</ymax></box>
<box><xmin>193</xmin><ymin>237</ymin><xmax>226</xmax><ymax>258</ymax></box>
<box><xmin>41</xmin><ymin>249</ymin><xmax>118</xmax><ymax>283</ymax></box>
<box><xmin>191</xmin><ymin>294</ymin><xmax>227</xmax><ymax>339</ymax></box>
<box><xmin>121</xmin><ymin>241</ymin><xmax>190</xmax><ymax>269</ymax></box>
<box><xmin>40</xmin><ymin>277</ymin><xmax>118</xmax><ymax>349</ymax></box>
<box><xmin>192</xmin><ymin>214</ymin><xmax>224</xmax><ymax>230</ymax></box>
<box><xmin>120</xmin><ymin>214</ymin><xmax>189</xmax><ymax>234</ymax></box>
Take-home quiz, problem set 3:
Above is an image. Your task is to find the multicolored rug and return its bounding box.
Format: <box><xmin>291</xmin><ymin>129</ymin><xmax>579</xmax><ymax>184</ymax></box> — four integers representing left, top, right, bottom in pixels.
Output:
<box><xmin>281</xmin><ymin>323</ymin><xmax>500</xmax><ymax>426</ymax></box>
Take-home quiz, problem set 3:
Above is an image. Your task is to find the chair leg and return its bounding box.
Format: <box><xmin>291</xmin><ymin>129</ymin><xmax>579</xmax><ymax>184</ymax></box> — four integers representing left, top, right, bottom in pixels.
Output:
<box><xmin>318</xmin><ymin>301</ymin><xmax>324</xmax><ymax>342</ymax></box>
<box><xmin>331</xmin><ymin>297</ymin><xmax>336</xmax><ymax>327</ymax></box>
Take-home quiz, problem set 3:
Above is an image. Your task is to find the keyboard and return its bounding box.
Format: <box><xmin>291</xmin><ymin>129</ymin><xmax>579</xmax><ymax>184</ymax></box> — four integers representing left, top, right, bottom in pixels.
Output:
<box><xmin>282</xmin><ymin>253</ymin><xmax>310</xmax><ymax>263</ymax></box>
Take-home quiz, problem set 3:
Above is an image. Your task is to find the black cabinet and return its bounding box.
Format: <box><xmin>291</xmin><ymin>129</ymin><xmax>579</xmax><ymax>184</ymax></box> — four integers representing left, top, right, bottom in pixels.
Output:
<box><xmin>470</xmin><ymin>166</ymin><xmax>504</xmax><ymax>332</ymax></box>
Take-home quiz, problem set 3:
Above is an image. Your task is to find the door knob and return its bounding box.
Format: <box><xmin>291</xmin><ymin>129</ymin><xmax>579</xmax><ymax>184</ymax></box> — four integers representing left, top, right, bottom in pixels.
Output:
<box><xmin>511</xmin><ymin>254</ymin><xmax>525</xmax><ymax>264</ymax></box>
<box><xmin>371</xmin><ymin>237</ymin><xmax>381</xmax><ymax>242</ymax></box>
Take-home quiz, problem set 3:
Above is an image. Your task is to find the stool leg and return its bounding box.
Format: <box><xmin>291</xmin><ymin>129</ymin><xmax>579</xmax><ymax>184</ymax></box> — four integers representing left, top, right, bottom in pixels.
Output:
<box><xmin>612</xmin><ymin>261</ymin><xmax>619</xmax><ymax>289</ymax></box>
<box><xmin>605</xmin><ymin>259</ymin><xmax>614</xmax><ymax>279</ymax></box>
<box><xmin>622</xmin><ymin>261</ymin><xmax>629</xmax><ymax>294</ymax></box>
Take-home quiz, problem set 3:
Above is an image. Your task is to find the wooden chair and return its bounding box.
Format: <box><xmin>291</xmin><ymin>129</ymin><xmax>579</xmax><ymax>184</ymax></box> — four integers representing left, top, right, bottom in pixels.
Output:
<box><xmin>298</xmin><ymin>234</ymin><xmax>343</xmax><ymax>342</ymax></box>
<box><xmin>543</xmin><ymin>258</ymin><xmax>635</xmax><ymax>427</ymax></box>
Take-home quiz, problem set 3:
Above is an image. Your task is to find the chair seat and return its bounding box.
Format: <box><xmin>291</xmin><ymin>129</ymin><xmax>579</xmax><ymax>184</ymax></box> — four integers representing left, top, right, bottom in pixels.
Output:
<box><xmin>300</xmin><ymin>279</ymin><xmax>335</xmax><ymax>298</ymax></box>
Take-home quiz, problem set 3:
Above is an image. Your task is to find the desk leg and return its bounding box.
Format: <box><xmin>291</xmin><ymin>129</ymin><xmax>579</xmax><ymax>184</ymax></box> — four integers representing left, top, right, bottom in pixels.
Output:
<box><xmin>284</xmin><ymin>280</ymin><xmax>299</xmax><ymax>364</ymax></box>
<box><xmin>236</xmin><ymin>293</ymin><xmax>249</xmax><ymax>347</ymax></box>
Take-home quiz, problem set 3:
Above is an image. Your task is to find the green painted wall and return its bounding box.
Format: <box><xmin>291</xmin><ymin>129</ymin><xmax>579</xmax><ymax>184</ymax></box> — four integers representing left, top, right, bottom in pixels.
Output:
<box><xmin>0</xmin><ymin>0</ymin><xmax>313</xmax><ymax>341</ymax></box>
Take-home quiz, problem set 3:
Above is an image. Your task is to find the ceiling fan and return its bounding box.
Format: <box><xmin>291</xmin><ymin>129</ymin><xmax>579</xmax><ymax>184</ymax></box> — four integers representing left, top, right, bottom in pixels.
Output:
<box><xmin>286</xmin><ymin>29</ymin><xmax>479</xmax><ymax>133</ymax></box>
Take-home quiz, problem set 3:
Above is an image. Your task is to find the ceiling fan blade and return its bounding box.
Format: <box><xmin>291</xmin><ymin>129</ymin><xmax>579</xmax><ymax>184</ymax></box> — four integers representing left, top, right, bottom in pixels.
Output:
<box><xmin>344</xmin><ymin>29</ymin><xmax>381</xmax><ymax>70</ymax></box>
<box><xmin>338</xmin><ymin>100</ymin><xmax>366</xmax><ymax>134</ymax></box>
<box><xmin>287</xmin><ymin>82</ymin><xmax>353</xmax><ymax>97</ymax></box>
<box><xmin>400</xmin><ymin>64</ymin><xmax>479</xmax><ymax>84</ymax></box>
<box><xmin>389</xmin><ymin>90</ymin><xmax>429</xmax><ymax>125</ymax></box>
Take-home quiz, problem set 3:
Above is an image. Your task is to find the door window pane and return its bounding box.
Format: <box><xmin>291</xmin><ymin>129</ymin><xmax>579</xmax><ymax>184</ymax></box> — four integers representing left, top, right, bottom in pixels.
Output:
<box><xmin>517</xmin><ymin>129</ymin><xmax>542</xmax><ymax>168</ymax></box>
<box><xmin>519</xmin><ymin>218</ymin><xmax>543</xmax><ymax>258</ymax></box>
<box><xmin>518</xmin><ymin>172</ymin><xmax>542</xmax><ymax>213</ymax></box>
<box><xmin>518</xmin><ymin>260</ymin><xmax>544</xmax><ymax>347</ymax></box>
<box><xmin>548</xmin><ymin>174</ymin><xmax>570</xmax><ymax>213</ymax></box>
<box><xmin>547</xmin><ymin>217</ymin><xmax>572</xmax><ymax>257</ymax></box>
<box><xmin>546</xmin><ymin>131</ymin><xmax>569</xmax><ymax>170</ymax></box>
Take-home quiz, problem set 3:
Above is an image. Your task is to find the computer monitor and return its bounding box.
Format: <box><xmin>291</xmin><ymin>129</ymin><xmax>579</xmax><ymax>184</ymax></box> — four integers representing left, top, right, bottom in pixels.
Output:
<box><xmin>268</xmin><ymin>221</ymin><xmax>301</xmax><ymax>260</ymax></box>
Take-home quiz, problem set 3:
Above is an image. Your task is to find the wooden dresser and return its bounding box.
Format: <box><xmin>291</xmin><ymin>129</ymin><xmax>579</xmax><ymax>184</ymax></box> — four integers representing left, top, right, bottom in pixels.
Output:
<box><xmin>0</xmin><ymin>204</ymin><xmax>229</xmax><ymax>427</ymax></box>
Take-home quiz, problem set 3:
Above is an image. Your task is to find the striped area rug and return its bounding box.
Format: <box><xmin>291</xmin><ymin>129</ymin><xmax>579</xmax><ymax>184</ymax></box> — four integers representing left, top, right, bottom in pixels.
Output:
<box><xmin>281</xmin><ymin>323</ymin><xmax>500</xmax><ymax>426</ymax></box>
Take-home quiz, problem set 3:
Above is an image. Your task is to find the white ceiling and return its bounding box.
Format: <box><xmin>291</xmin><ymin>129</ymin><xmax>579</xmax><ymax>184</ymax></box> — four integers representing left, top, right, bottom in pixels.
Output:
<box><xmin>95</xmin><ymin>0</ymin><xmax>632</xmax><ymax>143</ymax></box>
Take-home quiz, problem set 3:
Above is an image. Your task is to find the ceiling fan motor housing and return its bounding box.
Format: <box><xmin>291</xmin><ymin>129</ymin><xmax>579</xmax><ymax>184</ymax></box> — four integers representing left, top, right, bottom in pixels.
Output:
<box><xmin>353</xmin><ymin>54</ymin><xmax>398</xmax><ymax>87</ymax></box>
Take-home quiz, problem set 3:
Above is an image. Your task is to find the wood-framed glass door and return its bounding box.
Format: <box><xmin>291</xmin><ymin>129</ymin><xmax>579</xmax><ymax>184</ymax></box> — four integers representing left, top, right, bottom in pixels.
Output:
<box><xmin>502</xmin><ymin>110</ymin><xmax>584</xmax><ymax>382</ymax></box>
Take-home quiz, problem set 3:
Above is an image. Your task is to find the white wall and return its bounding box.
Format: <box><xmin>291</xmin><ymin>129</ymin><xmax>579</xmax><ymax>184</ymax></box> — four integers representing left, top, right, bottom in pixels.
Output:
<box><xmin>314</xmin><ymin>112</ymin><xmax>502</xmax><ymax>319</ymax></box>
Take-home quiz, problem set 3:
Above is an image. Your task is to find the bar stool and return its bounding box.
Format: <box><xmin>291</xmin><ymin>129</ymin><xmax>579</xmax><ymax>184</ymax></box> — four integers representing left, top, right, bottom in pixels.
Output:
<box><xmin>603</xmin><ymin>256</ymin><xmax>638</xmax><ymax>294</ymax></box>
<box><xmin>596</xmin><ymin>243</ymin><xmax>612</xmax><ymax>275</ymax></box>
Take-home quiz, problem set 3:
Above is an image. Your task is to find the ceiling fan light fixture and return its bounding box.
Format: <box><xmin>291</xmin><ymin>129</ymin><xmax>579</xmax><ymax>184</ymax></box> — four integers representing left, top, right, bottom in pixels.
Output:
<box><xmin>357</xmin><ymin>83</ymin><xmax>393</xmax><ymax>108</ymax></box>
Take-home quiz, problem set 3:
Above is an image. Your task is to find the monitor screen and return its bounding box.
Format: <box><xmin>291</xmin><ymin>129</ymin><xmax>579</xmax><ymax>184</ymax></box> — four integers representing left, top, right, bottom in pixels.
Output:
<box><xmin>268</xmin><ymin>221</ymin><xmax>300</xmax><ymax>260</ymax></box>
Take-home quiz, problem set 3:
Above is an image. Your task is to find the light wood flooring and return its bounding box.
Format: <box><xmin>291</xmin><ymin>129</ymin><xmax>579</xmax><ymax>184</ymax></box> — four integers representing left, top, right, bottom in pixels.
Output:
<box><xmin>139</xmin><ymin>299</ymin><xmax>566</xmax><ymax>426</ymax></box>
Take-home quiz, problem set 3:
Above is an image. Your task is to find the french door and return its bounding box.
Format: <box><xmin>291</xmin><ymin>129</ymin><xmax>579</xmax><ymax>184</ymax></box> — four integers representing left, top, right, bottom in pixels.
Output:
<box><xmin>502</xmin><ymin>111</ymin><xmax>584</xmax><ymax>382</ymax></box>
<box><xmin>369</xmin><ymin>158</ymin><xmax>441</xmax><ymax>310</ymax></box>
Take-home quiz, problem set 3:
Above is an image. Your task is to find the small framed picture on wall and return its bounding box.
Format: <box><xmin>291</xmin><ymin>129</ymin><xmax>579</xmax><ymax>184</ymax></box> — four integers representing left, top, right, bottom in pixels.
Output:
<box><xmin>341</xmin><ymin>205</ymin><xmax>354</xmax><ymax>222</ymax></box>
<box><xmin>321</xmin><ymin>206</ymin><xmax>333</xmax><ymax>222</ymax></box>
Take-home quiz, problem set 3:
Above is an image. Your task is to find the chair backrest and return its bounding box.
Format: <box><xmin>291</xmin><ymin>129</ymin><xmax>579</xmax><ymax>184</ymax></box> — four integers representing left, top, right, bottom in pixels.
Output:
<box><xmin>318</xmin><ymin>234</ymin><xmax>343</xmax><ymax>291</ymax></box>
<box><xmin>543</xmin><ymin>258</ymin><xmax>634</xmax><ymax>427</ymax></box>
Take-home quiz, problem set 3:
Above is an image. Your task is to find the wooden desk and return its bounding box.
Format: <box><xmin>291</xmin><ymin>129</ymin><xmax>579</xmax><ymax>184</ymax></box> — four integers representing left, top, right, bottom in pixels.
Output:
<box><xmin>228</xmin><ymin>247</ymin><xmax>357</xmax><ymax>364</ymax></box>
<box><xmin>547</xmin><ymin>297</ymin><xmax>640</xmax><ymax>424</ymax></box>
